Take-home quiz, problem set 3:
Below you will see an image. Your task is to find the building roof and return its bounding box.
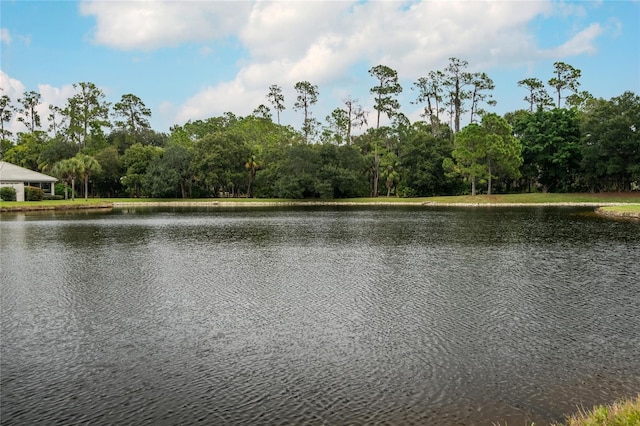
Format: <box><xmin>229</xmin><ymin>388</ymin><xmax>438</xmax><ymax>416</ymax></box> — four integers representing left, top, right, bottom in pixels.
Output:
<box><xmin>0</xmin><ymin>161</ymin><xmax>58</xmax><ymax>183</ymax></box>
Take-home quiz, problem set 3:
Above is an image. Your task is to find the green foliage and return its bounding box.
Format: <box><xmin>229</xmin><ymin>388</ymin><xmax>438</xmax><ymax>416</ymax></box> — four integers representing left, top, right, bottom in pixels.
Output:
<box><xmin>54</xmin><ymin>182</ymin><xmax>67</xmax><ymax>197</ymax></box>
<box><xmin>3</xmin><ymin>131</ymin><xmax>48</xmax><ymax>171</ymax></box>
<box><xmin>369</xmin><ymin>64</ymin><xmax>402</xmax><ymax>128</ymax></box>
<box><xmin>580</xmin><ymin>91</ymin><xmax>640</xmax><ymax>191</ymax></box>
<box><xmin>143</xmin><ymin>143</ymin><xmax>193</xmax><ymax>198</ymax></box>
<box><xmin>43</xmin><ymin>194</ymin><xmax>64</xmax><ymax>200</ymax></box>
<box><xmin>447</xmin><ymin>114</ymin><xmax>522</xmax><ymax>195</ymax></box>
<box><xmin>3</xmin><ymin>71</ymin><xmax>636</xmax><ymax>200</ymax></box>
<box><xmin>113</xmin><ymin>93</ymin><xmax>151</xmax><ymax>133</ymax></box>
<box><xmin>24</xmin><ymin>186</ymin><xmax>45</xmax><ymax>201</ymax></box>
<box><xmin>397</xmin><ymin>122</ymin><xmax>462</xmax><ymax>196</ymax></box>
<box><xmin>554</xmin><ymin>394</ymin><xmax>640</xmax><ymax>426</ymax></box>
<box><xmin>121</xmin><ymin>143</ymin><xmax>163</xmax><ymax>196</ymax></box>
<box><xmin>92</xmin><ymin>146</ymin><xmax>124</xmax><ymax>197</ymax></box>
<box><xmin>514</xmin><ymin>108</ymin><xmax>581</xmax><ymax>192</ymax></box>
<box><xmin>0</xmin><ymin>186</ymin><xmax>17</xmax><ymax>201</ymax></box>
<box><xmin>293</xmin><ymin>81</ymin><xmax>320</xmax><ymax>143</ymax></box>
<box><xmin>548</xmin><ymin>61</ymin><xmax>581</xmax><ymax>108</ymax></box>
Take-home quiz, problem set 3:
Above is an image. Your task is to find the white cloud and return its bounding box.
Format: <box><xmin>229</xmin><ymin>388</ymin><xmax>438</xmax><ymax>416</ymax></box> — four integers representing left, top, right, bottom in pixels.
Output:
<box><xmin>0</xmin><ymin>73</ymin><xmax>112</xmax><ymax>136</ymax></box>
<box><xmin>0</xmin><ymin>70</ymin><xmax>24</xmax><ymax>98</ymax></box>
<box><xmin>543</xmin><ymin>23</ymin><xmax>603</xmax><ymax>57</ymax></box>
<box><xmin>0</xmin><ymin>28</ymin><xmax>11</xmax><ymax>45</ymax></box>
<box><xmin>76</xmin><ymin>1</ymin><xmax>609</xmax><ymax>129</ymax></box>
<box><xmin>176</xmin><ymin>79</ymin><xmax>264</xmax><ymax>124</ymax></box>
<box><xmin>79</xmin><ymin>0</ymin><xmax>252</xmax><ymax>50</ymax></box>
<box><xmin>172</xmin><ymin>1</ymin><xmax>560</xmax><ymax>127</ymax></box>
<box><xmin>1</xmin><ymin>70</ymin><xmax>26</xmax><ymax>136</ymax></box>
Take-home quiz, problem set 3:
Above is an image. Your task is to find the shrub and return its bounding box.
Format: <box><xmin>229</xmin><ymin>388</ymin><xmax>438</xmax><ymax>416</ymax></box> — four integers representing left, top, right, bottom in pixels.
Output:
<box><xmin>24</xmin><ymin>186</ymin><xmax>45</xmax><ymax>201</ymax></box>
<box><xmin>54</xmin><ymin>182</ymin><xmax>66</xmax><ymax>197</ymax></box>
<box><xmin>0</xmin><ymin>186</ymin><xmax>17</xmax><ymax>201</ymax></box>
<box><xmin>43</xmin><ymin>194</ymin><xmax>64</xmax><ymax>200</ymax></box>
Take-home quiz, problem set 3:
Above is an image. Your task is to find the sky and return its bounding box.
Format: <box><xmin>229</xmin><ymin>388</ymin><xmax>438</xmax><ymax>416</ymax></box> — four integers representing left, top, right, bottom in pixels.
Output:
<box><xmin>1</xmin><ymin>0</ymin><xmax>639</xmax><ymax>137</ymax></box>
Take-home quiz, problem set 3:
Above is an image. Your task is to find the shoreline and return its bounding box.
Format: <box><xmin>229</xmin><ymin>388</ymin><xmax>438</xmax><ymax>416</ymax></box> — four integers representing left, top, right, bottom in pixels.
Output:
<box><xmin>111</xmin><ymin>200</ymin><xmax>635</xmax><ymax>208</ymax></box>
<box><xmin>594</xmin><ymin>206</ymin><xmax>640</xmax><ymax>219</ymax></box>
<box><xmin>2</xmin><ymin>199</ymin><xmax>639</xmax><ymax>214</ymax></box>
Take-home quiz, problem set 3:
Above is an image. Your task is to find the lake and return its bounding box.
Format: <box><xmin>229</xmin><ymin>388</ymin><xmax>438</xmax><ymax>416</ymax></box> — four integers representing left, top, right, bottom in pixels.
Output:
<box><xmin>1</xmin><ymin>206</ymin><xmax>639</xmax><ymax>425</ymax></box>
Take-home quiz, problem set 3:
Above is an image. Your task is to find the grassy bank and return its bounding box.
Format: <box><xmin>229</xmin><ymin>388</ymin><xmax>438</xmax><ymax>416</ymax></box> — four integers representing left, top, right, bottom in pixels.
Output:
<box><xmin>2</xmin><ymin>192</ymin><xmax>640</xmax><ymax>212</ymax></box>
<box><xmin>596</xmin><ymin>204</ymin><xmax>640</xmax><ymax>219</ymax></box>
<box><xmin>553</xmin><ymin>394</ymin><xmax>640</xmax><ymax>426</ymax></box>
<box><xmin>0</xmin><ymin>199</ymin><xmax>112</xmax><ymax>212</ymax></box>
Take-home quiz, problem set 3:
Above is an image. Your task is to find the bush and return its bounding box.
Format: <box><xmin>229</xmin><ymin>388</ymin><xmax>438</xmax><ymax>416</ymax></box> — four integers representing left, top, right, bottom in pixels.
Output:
<box><xmin>44</xmin><ymin>194</ymin><xmax>64</xmax><ymax>200</ymax></box>
<box><xmin>0</xmin><ymin>186</ymin><xmax>17</xmax><ymax>201</ymax></box>
<box><xmin>54</xmin><ymin>182</ymin><xmax>66</xmax><ymax>197</ymax></box>
<box><xmin>24</xmin><ymin>186</ymin><xmax>45</xmax><ymax>201</ymax></box>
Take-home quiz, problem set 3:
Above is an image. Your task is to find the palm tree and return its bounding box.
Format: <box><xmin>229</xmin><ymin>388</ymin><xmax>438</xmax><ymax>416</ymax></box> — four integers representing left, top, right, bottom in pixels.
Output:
<box><xmin>245</xmin><ymin>149</ymin><xmax>261</xmax><ymax>198</ymax></box>
<box><xmin>52</xmin><ymin>158</ymin><xmax>82</xmax><ymax>201</ymax></box>
<box><xmin>74</xmin><ymin>154</ymin><xmax>102</xmax><ymax>200</ymax></box>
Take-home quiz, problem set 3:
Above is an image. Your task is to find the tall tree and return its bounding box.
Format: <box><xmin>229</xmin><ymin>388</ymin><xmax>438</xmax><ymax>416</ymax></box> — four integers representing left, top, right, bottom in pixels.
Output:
<box><xmin>443</xmin><ymin>123</ymin><xmax>487</xmax><ymax>195</ymax></box>
<box><xmin>47</xmin><ymin>104</ymin><xmax>66</xmax><ymax>138</ymax></box>
<box><xmin>517</xmin><ymin>78</ymin><xmax>554</xmax><ymax>112</ymax></box>
<box><xmin>113</xmin><ymin>93</ymin><xmax>151</xmax><ymax>134</ymax></box>
<box><xmin>412</xmin><ymin>70</ymin><xmax>445</xmax><ymax>134</ymax></box>
<box><xmin>325</xmin><ymin>107</ymin><xmax>350</xmax><ymax>145</ymax></box>
<box><xmin>548</xmin><ymin>62</ymin><xmax>581</xmax><ymax>108</ymax></box>
<box><xmin>293</xmin><ymin>81</ymin><xmax>319</xmax><ymax>143</ymax></box>
<box><xmin>252</xmin><ymin>104</ymin><xmax>272</xmax><ymax>121</ymax></box>
<box><xmin>369</xmin><ymin>64</ymin><xmax>402</xmax><ymax>128</ymax></box>
<box><xmin>566</xmin><ymin>90</ymin><xmax>594</xmax><ymax>111</ymax></box>
<box><xmin>343</xmin><ymin>97</ymin><xmax>367</xmax><ymax>144</ymax></box>
<box><xmin>266</xmin><ymin>84</ymin><xmax>285</xmax><ymax>126</ymax></box>
<box><xmin>0</xmin><ymin>94</ymin><xmax>14</xmax><ymax>140</ymax></box>
<box><xmin>67</xmin><ymin>82</ymin><xmax>111</xmax><ymax>148</ymax></box>
<box><xmin>0</xmin><ymin>94</ymin><xmax>13</xmax><ymax>132</ymax></box>
<box><xmin>17</xmin><ymin>90</ymin><xmax>42</xmax><ymax>133</ymax></box>
<box><xmin>443</xmin><ymin>57</ymin><xmax>472</xmax><ymax>133</ymax></box>
<box><xmin>468</xmin><ymin>72</ymin><xmax>496</xmax><ymax>124</ymax></box>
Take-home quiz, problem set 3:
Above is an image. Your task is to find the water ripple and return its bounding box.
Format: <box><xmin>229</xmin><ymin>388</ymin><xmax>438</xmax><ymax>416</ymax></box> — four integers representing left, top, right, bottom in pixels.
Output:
<box><xmin>2</xmin><ymin>207</ymin><xmax>639</xmax><ymax>425</ymax></box>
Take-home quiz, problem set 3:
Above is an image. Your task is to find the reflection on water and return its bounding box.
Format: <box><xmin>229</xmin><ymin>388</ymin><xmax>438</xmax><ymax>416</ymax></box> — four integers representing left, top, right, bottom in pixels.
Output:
<box><xmin>1</xmin><ymin>206</ymin><xmax>639</xmax><ymax>425</ymax></box>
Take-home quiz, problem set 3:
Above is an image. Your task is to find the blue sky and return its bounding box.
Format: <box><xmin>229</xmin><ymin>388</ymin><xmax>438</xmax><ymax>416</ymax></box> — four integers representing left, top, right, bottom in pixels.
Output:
<box><xmin>1</xmin><ymin>1</ymin><xmax>639</xmax><ymax>136</ymax></box>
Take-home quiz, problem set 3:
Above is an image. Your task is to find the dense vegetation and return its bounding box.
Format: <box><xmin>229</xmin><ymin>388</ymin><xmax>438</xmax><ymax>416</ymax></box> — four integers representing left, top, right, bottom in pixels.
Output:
<box><xmin>1</xmin><ymin>59</ymin><xmax>638</xmax><ymax>199</ymax></box>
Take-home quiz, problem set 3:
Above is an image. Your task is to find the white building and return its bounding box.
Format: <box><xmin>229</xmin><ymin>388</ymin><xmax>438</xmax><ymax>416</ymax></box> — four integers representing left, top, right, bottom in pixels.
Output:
<box><xmin>0</xmin><ymin>161</ymin><xmax>58</xmax><ymax>202</ymax></box>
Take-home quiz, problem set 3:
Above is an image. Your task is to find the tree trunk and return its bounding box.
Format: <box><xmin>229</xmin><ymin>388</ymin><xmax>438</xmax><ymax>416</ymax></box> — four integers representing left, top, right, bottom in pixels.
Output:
<box><xmin>487</xmin><ymin>164</ymin><xmax>492</xmax><ymax>195</ymax></box>
<box><xmin>71</xmin><ymin>178</ymin><xmax>76</xmax><ymax>201</ymax></box>
<box><xmin>471</xmin><ymin>176</ymin><xmax>476</xmax><ymax>196</ymax></box>
<box><xmin>372</xmin><ymin>153</ymin><xmax>379</xmax><ymax>197</ymax></box>
<box><xmin>84</xmin><ymin>173</ymin><xmax>89</xmax><ymax>201</ymax></box>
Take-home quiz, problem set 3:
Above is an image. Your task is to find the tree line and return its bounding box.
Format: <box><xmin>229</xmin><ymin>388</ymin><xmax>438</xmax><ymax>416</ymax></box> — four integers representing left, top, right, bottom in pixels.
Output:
<box><xmin>0</xmin><ymin>58</ymin><xmax>638</xmax><ymax>199</ymax></box>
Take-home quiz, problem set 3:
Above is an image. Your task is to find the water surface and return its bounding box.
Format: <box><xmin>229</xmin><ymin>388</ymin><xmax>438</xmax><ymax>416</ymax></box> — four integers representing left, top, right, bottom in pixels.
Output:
<box><xmin>2</xmin><ymin>206</ymin><xmax>639</xmax><ymax>424</ymax></box>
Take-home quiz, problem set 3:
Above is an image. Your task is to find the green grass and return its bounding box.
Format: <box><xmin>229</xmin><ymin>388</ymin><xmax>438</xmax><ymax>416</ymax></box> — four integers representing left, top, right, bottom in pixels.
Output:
<box><xmin>0</xmin><ymin>198</ymin><xmax>111</xmax><ymax>211</ymax></box>
<box><xmin>3</xmin><ymin>192</ymin><xmax>640</xmax><ymax>212</ymax></box>
<box><xmin>553</xmin><ymin>394</ymin><xmax>640</xmax><ymax>426</ymax></box>
<box><xmin>422</xmin><ymin>192</ymin><xmax>640</xmax><ymax>204</ymax></box>
<box><xmin>598</xmin><ymin>205</ymin><xmax>640</xmax><ymax>213</ymax></box>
